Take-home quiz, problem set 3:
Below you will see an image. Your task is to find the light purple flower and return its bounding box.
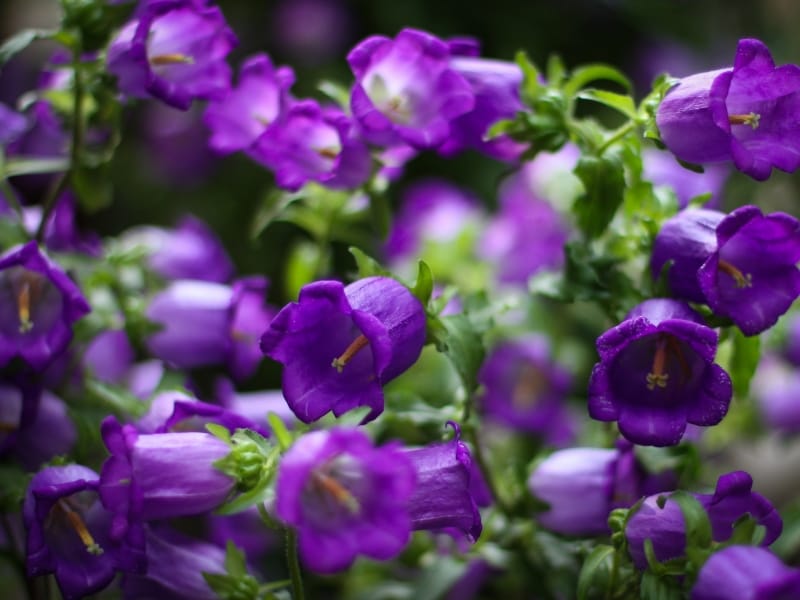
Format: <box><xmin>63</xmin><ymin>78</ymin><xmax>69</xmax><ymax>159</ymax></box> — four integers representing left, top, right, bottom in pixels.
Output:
<box><xmin>21</xmin><ymin>192</ymin><xmax>101</xmax><ymax>256</ymax></box>
<box><xmin>751</xmin><ymin>355</ymin><xmax>800</xmax><ymax>434</ymax></box>
<box><xmin>642</xmin><ymin>148</ymin><xmax>729</xmax><ymax>209</ymax></box>
<box><xmin>691</xmin><ymin>546</ymin><xmax>800</xmax><ymax>600</ymax></box>
<box><xmin>652</xmin><ymin>206</ymin><xmax>800</xmax><ymax>336</ymax></box>
<box><xmin>348</xmin><ymin>28</ymin><xmax>475</xmax><ymax>149</ymax></box>
<box><xmin>588</xmin><ymin>299</ymin><xmax>732</xmax><ymax>446</ymax></box>
<box><xmin>0</xmin><ymin>241</ymin><xmax>91</xmax><ymax>371</ymax></box>
<box><xmin>275</xmin><ymin>427</ymin><xmax>416</xmax><ymax>573</ymax></box>
<box><xmin>0</xmin><ymin>102</ymin><xmax>27</xmax><ymax>145</ymax></box>
<box><xmin>107</xmin><ymin>0</ymin><xmax>237</xmax><ymax>110</ymax></box>
<box><xmin>82</xmin><ymin>329</ymin><xmax>136</xmax><ymax>384</ymax></box>
<box><xmin>260</xmin><ymin>277</ymin><xmax>426</xmax><ymax>423</ymax></box>
<box><xmin>203</xmin><ymin>53</ymin><xmax>295</xmax><ymax>154</ymax></box>
<box><xmin>656</xmin><ymin>38</ymin><xmax>800</xmax><ymax>180</ymax></box>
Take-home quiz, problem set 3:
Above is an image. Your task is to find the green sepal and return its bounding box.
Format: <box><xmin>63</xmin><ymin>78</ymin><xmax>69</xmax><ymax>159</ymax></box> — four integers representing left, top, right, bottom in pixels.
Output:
<box><xmin>267</xmin><ymin>413</ymin><xmax>292</xmax><ymax>452</ymax></box>
<box><xmin>348</xmin><ymin>246</ymin><xmax>391</xmax><ymax>279</ymax></box>
<box><xmin>411</xmin><ymin>260</ymin><xmax>434</xmax><ymax>306</ymax></box>
<box><xmin>670</xmin><ymin>491</ymin><xmax>713</xmax><ymax>550</ymax></box>
<box><xmin>213</xmin><ymin>430</ymin><xmax>280</xmax><ymax>515</ymax></box>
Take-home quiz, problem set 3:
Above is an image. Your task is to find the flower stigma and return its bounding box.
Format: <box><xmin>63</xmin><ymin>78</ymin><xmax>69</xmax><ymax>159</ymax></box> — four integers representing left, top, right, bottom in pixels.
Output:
<box><xmin>728</xmin><ymin>112</ymin><xmax>760</xmax><ymax>129</ymax></box>
<box><xmin>55</xmin><ymin>499</ymin><xmax>104</xmax><ymax>556</ymax></box>
<box><xmin>311</xmin><ymin>467</ymin><xmax>360</xmax><ymax>515</ymax></box>
<box><xmin>718</xmin><ymin>259</ymin><xmax>753</xmax><ymax>288</ymax></box>
<box><xmin>332</xmin><ymin>334</ymin><xmax>369</xmax><ymax>372</ymax></box>
<box><xmin>149</xmin><ymin>53</ymin><xmax>195</xmax><ymax>66</ymax></box>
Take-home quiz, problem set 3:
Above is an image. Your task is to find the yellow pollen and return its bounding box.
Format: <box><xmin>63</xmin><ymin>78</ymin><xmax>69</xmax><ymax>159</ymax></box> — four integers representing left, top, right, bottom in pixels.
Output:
<box><xmin>332</xmin><ymin>334</ymin><xmax>369</xmax><ymax>372</ymax></box>
<box><xmin>728</xmin><ymin>112</ymin><xmax>760</xmax><ymax>129</ymax></box>
<box><xmin>312</xmin><ymin>471</ymin><xmax>359</xmax><ymax>514</ymax></box>
<box><xmin>718</xmin><ymin>259</ymin><xmax>753</xmax><ymax>288</ymax></box>
<box><xmin>17</xmin><ymin>281</ymin><xmax>32</xmax><ymax>333</ymax></box>
<box><xmin>316</xmin><ymin>146</ymin><xmax>340</xmax><ymax>160</ymax></box>
<box><xmin>646</xmin><ymin>338</ymin><xmax>670</xmax><ymax>390</ymax></box>
<box><xmin>57</xmin><ymin>500</ymin><xmax>104</xmax><ymax>556</ymax></box>
<box><xmin>150</xmin><ymin>53</ymin><xmax>194</xmax><ymax>66</ymax></box>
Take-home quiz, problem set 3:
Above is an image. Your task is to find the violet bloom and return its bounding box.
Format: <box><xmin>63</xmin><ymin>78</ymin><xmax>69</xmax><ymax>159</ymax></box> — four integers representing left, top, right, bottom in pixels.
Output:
<box><xmin>99</xmin><ymin>416</ymin><xmax>235</xmax><ymax>550</ymax></box>
<box><xmin>261</xmin><ymin>276</ymin><xmax>426</xmax><ymax>423</ymax></box>
<box><xmin>11</xmin><ymin>390</ymin><xmax>76</xmax><ymax>471</ymax></box>
<box><xmin>249</xmin><ymin>100</ymin><xmax>371</xmax><ymax>191</ymax></box>
<box><xmin>348</xmin><ymin>28</ymin><xmax>475</xmax><ymax>149</ymax></box>
<box><xmin>751</xmin><ymin>355</ymin><xmax>800</xmax><ymax>434</ymax></box>
<box><xmin>642</xmin><ymin>148</ymin><xmax>728</xmax><ymax>209</ymax></box>
<box><xmin>656</xmin><ymin>38</ymin><xmax>800</xmax><ymax>180</ymax></box>
<box><xmin>272</xmin><ymin>0</ymin><xmax>352</xmax><ymax>66</ymax></box>
<box><xmin>203</xmin><ymin>53</ymin><xmax>295</xmax><ymax>154</ymax></box>
<box><xmin>121</xmin><ymin>215</ymin><xmax>234</xmax><ymax>283</ymax></box>
<box><xmin>24</xmin><ymin>465</ymin><xmax>139</xmax><ymax>600</ymax></box>
<box><xmin>528</xmin><ymin>441</ymin><xmax>675</xmax><ymax>537</ymax></box>
<box><xmin>275</xmin><ymin>427</ymin><xmax>416</xmax><ymax>574</ymax></box>
<box><xmin>21</xmin><ymin>192</ymin><xmax>101</xmax><ymax>256</ymax></box>
<box><xmin>691</xmin><ymin>546</ymin><xmax>800</xmax><ymax>600</ymax></box>
<box><xmin>588</xmin><ymin>299</ymin><xmax>732</xmax><ymax>446</ymax></box>
<box><xmin>477</xmin><ymin>336</ymin><xmax>575</xmax><ymax>446</ymax></box>
<box><xmin>214</xmin><ymin>377</ymin><xmax>296</xmax><ymax>429</ymax></box>
<box><xmin>82</xmin><ymin>329</ymin><xmax>136</xmax><ymax>384</ymax></box>
<box><xmin>0</xmin><ymin>241</ymin><xmax>91</xmax><ymax>371</ymax></box>
<box><xmin>0</xmin><ymin>102</ymin><xmax>27</xmax><ymax>145</ymax></box>
<box><xmin>652</xmin><ymin>206</ymin><xmax>800</xmax><ymax>336</ymax></box>
<box><xmin>107</xmin><ymin>0</ymin><xmax>237</xmax><ymax>110</ymax></box>
<box><xmin>145</xmin><ymin>276</ymin><xmax>273</xmax><ymax>381</ymax></box>
<box><xmin>626</xmin><ymin>471</ymin><xmax>782</xmax><ymax>569</ymax></box>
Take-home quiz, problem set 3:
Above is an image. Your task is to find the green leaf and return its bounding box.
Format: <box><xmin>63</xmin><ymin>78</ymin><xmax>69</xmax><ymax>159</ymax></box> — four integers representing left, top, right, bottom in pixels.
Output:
<box><xmin>411</xmin><ymin>260</ymin><xmax>434</xmax><ymax>305</ymax></box>
<box><xmin>72</xmin><ymin>165</ymin><xmax>113</xmax><ymax>212</ymax></box>
<box><xmin>250</xmin><ymin>188</ymin><xmax>303</xmax><ymax>239</ymax></box>
<box><xmin>284</xmin><ymin>240</ymin><xmax>321</xmax><ymax>300</ymax></box>
<box><xmin>202</xmin><ymin>542</ymin><xmax>259</xmax><ymax>600</ymax></box>
<box><xmin>434</xmin><ymin>313</ymin><xmax>485</xmax><ymax>395</ymax></box>
<box><xmin>546</xmin><ymin>54</ymin><xmax>566</xmax><ymax>88</ymax></box>
<box><xmin>572</xmin><ymin>153</ymin><xmax>626</xmax><ymax>239</ymax></box>
<box><xmin>0</xmin><ymin>29</ymin><xmax>56</xmax><ymax>64</ymax></box>
<box><xmin>368</xmin><ymin>188</ymin><xmax>392</xmax><ymax>241</ymax></box>
<box><xmin>728</xmin><ymin>328</ymin><xmax>761</xmax><ymax>398</ymax></box>
<box><xmin>576</xmin><ymin>89</ymin><xmax>637</xmax><ymax>119</ymax></box>
<box><xmin>640</xmin><ymin>571</ymin><xmax>684</xmax><ymax>600</ymax></box>
<box><xmin>411</xmin><ymin>555</ymin><xmax>468</xmax><ymax>600</ymax></box>
<box><xmin>317</xmin><ymin>79</ymin><xmax>352</xmax><ymax>109</ymax></box>
<box><xmin>267</xmin><ymin>413</ymin><xmax>292</xmax><ymax>451</ymax></box>
<box><xmin>348</xmin><ymin>246</ymin><xmax>391</xmax><ymax>279</ymax></box>
<box><xmin>514</xmin><ymin>50</ymin><xmax>542</xmax><ymax>103</ymax></box>
<box><xmin>563</xmin><ymin>64</ymin><xmax>632</xmax><ymax>97</ymax></box>
<box><xmin>223</xmin><ymin>541</ymin><xmax>248</xmax><ymax>578</ymax></box>
<box><xmin>3</xmin><ymin>156</ymin><xmax>69</xmax><ymax>178</ymax></box>
<box><xmin>576</xmin><ymin>544</ymin><xmax>614</xmax><ymax>600</ymax></box>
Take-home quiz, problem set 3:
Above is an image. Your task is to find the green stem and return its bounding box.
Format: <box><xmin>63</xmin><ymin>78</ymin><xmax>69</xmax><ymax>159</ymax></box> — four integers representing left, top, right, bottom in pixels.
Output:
<box><xmin>0</xmin><ymin>175</ymin><xmax>24</xmax><ymax>221</ymax></box>
<box><xmin>285</xmin><ymin>528</ymin><xmax>305</xmax><ymax>600</ymax></box>
<box><xmin>258</xmin><ymin>579</ymin><xmax>291</xmax><ymax>597</ymax></box>
<box><xmin>595</xmin><ymin>120</ymin><xmax>636</xmax><ymax>155</ymax></box>
<box><xmin>606</xmin><ymin>548</ymin><xmax>620</xmax><ymax>600</ymax></box>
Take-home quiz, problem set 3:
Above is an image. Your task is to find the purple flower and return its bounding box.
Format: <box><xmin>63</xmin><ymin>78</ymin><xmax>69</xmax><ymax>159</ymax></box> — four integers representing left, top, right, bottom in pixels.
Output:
<box><xmin>527</xmin><ymin>441</ymin><xmax>674</xmax><ymax>536</ymax></box>
<box><xmin>260</xmin><ymin>276</ymin><xmax>426</xmax><ymax>423</ymax></box>
<box><xmin>626</xmin><ymin>471</ymin><xmax>782</xmax><ymax>569</ymax></box>
<box><xmin>652</xmin><ymin>206</ymin><xmax>800</xmax><ymax>336</ymax></box>
<box><xmin>348</xmin><ymin>28</ymin><xmax>475</xmax><ymax>149</ymax></box>
<box><xmin>10</xmin><ymin>390</ymin><xmax>76</xmax><ymax>471</ymax></box>
<box><xmin>214</xmin><ymin>377</ymin><xmax>296</xmax><ymax>430</ymax></box>
<box><xmin>0</xmin><ymin>102</ymin><xmax>27</xmax><ymax>145</ymax></box>
<box><xmin>24</xmin><ymin>464</ymin><xmax>140</xmax><ymax>600</ymax></box>
<box><xmin>588</xmin><ymin>299</ymin><xmax>732</xmax><ymax>446</ymax></box>
<box><xmin>21</xmin><ymin>192</ymin><xmax>101</xmax><ymax>256</ymax></box>
<box><xmin>107</xmin><ymin>0</ymin><xmax>237</xmax><ymax>110</ymax></box>
<box><xmin>656</xmin><ymin>38</ymin><xmax>800</xmax><ymax>181</ymax></box>
<box><xmin>249</xmin><ymin>100</ymin><xmax>371</xmax><ymax>191</ymax></box>
<box><xmin>477</xmin><ymin>335</ymin><xmax>575</xmax><ymax>445</ymax></box>
<box><xmin>99</xmin><ymin>416</ymin><xmax>235</xmax><ymax>551</ymax></box>
<box><xmin>203</xmin><ymin>53</ymin><xmax>295</xmax><ymax>154</ymax></box>
<box><xmin>272</xmin><ymin>0</ymin><xmax>352</xmax><ymax>66</ymax></box>
<box><xmin>83</xmin><ymin>329</ymin><xmax>136</xmax><ymax>384</ymax></box>
<box><xmin>0</xmin><ymin>375</ymin><xmax>42</xmax><ymax>456</ymax></box>
<box><xmin>404</xmin><ymin>424</ymin><xmax>482</xmax><ymax>541</ymax></box>
<box><xmin>0</xmin><ymin>241</ymin><xmax>90</xmax><ymax>370</ymax></box>
<box><xmin>642</xmin><ymin>148</ymin><xmax>728</xmax><ymax>209</ymax></box>
<box><xmin>691</xmin><ymin>546</ymin><xmax>800</xmax><ymax>600</ymax></box>
<box><xmin>121</xmin><ymin>215</ymin><xmax>234</xmax><ymax>283</ymax></box>
<box><xmin>751</xmin><ymin>355</ymin><xmax>800</xmax><ymax>434</ymax></box>
<box><xmin>145</xmin><ymin>276</ymin><xmax>273</xmax><ymax>381</ymax></box>
<box><xmin>275</xmin><ymin>427</ymin><xmax>416</xmax><ymax>573</ymax></box>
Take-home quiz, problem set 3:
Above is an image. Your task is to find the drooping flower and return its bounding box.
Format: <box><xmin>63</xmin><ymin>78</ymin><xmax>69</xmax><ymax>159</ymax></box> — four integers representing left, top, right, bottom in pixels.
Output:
<box><xmin>656</xmin><ymin>38</ymin><xmax>800</xmax><ymax>181</ymax></box>
<box><xmin>24</xmin><ymin>464</ymin><xmax>141</xmax><ymax>600</ymax></box>
<box><xmin>107</xmin><ymin>0</ymin><xmax>237</xmax><ymax>110</ymax></box>
<box><xmin>588</xmin><ymin>299</ymin><xmax>732</xmax><ymax>446</ymax></box>
<box><xmin>625</xmin><ymin>471</ymin><xmax>782</xmax><ymax>569</ymax></box>
<box><xmin>347</xmin><ymin>28</ymin><xmax>475</xmax><ymax>149</ymax></box>
<box><xmin>651</xmin><ymin>206</ymin><xmax>800</xmax><ymax>336</ymax></box>
<box><xmin>0</xmin><ymin>241</ymin><xmax>91</xmax><ymax>371</ymax></box>
<box><xmin>527</xmin><ymin>441</ymin><xmax>675</xmax><ymax>536</ymax></box>
<box><xmin>477</xmin><ymin>335</ymin><xmax>575</xmax><ymax>445</ymax></box>
<box><xmin>203</xmin><ymin>53</ymin><xmax>295</xmax><ymax>154</ymax></box>
<box><xmin>691</xmin><ymin>546</ymin><xmax>800</xmax><ymax>600</ymax></box>
<box><xmin>275</xmin><ymin>427</ymin><xmax>417</xmax><ymax>573</ymax></box>
<box><xmin>260</xmin><ymin>276</ymin><xmax>426</xmax><ymax>423</ymax></box>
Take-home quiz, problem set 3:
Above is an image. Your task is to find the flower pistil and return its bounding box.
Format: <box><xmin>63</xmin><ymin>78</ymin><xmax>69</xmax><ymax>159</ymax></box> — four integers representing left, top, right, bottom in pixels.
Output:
<box><xmin>717</xmin><ymin>258</ymin><xmax>753</xmax><ymax>288</ymax></box>
<box><xmin>332</xmin><ymin>334</ymin><xmax>370</xmax><ymax>372</ymax></box>
<box><xmin>728</xmin><ymin>112</ymin><xmax>760</xmax><ymax>129</ymax></box>
<box><xmin>53</xmin><ymin>498</ymin><xmax>104</xmax><ymax>556</ymax></box>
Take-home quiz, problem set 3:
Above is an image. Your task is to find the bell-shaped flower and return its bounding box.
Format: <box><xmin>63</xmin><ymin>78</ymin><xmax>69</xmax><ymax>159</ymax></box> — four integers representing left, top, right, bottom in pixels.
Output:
<box><xmin>107</xmin><ymin>0</ymin><xmax>237</xmax><ymax>110</ymax></box>
<box><xmin>0</xmin><ymin>241</ymin><xmax>91</xmax><ymax>371</ymax></box>
<box><xmin>588</xmin><ymin>299</ymin><xmax>732</xmax><ymax>446</ymax></box>
<box><xmin>260</xmin><ymin>276</ymin><xmax>426</xmax><ymax>423</ymax></box>
<box><xmin>275</xmin><ymin>427</ymin><xmax>417</xmax><ymax>574</ymax></box>
<box><xmin>656</xmin><ymin>38</ymin><xmax>800</xmax><ymax>181</ymax></box>
<box><xmin>691</xmin><ymin>546</ymin><xmax>800</xmax><ymax>600</ymax></box>
<box><xmin>24</xmin><ymin>465</ymin><xmax>142</xmax><ymax>600</ymax></box>
<box><xmin>626</xmin><ymin>471</ymin><xmax>782</xmax><ymax>569</ymax></box>
<box><xmin>348</xmin><ymin>28</ymin><xmax>475</xmax><ymax>149</ymax></box>
<box><xmin>652</xmin><ymin>206</ymin><xmax>800</xmax><ymax>336</ymax></box>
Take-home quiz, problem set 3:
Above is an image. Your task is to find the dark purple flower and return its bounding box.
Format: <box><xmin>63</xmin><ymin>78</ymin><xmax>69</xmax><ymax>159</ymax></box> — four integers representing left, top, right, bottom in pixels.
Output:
<box><xmin>261</xmin><ymin>276</ymin><xmax>426</xmax><ymax>423</ymax></box>
<box><xmin>348</xmin><ymin>28</ymin><xmax>475</xmax><ymax>149</ymax></box>
<box><xmin>203</xmin><ymin>53</ymin><xmax>295</xmax><ymax>154</ymax></box>
<box><xmin>642</xmin><ymin>148</ymin><xmax>728</xmax><ymax>209</ymax></box>
<box><xmin>11</xmin><ymin>390</ymin><xmax>76</xmax><ymax>471</ymax></box>
<box><xmin>249</xmin><ymin>100</ymin><xmax>371</xmax><ymax>191</ymax></box>
<box><xmin>477</xmin><ymin>335</ymin><xmax>575</xmax><ymax>445</ymax></box>
<box><xmin>0</xmin><ymin>241</ymin><xmax>90</xmax><ymax>370</ymax></box>
<box><xmin>527</xmin><ymin>441</ymin><xmax>674</xmax><ymax>536</ymax></box>
<box><xmin>107</xmin><ymin>0</ymin><xmax>237</xmax><ymax>110</ymax></box>
<box><xmin>24</xmin><ymin>464</ymin><xmax>140</xmax><ymax>600</ymax></box>
<box><xmin>404</xmin><ymin>424</ymin><xmax>482</xmax><ymax>541</ymax></box>
<box><xmin>121</xmin><ymin>215</ymin><xmax>234</xmax><ymax>283</ymax></box>
<box><xmin>652</xmin><ymin>206</ymin><xmax>800</xmax><ymax>336</ymax></box>
<box><xmin>0</xmin><ymin>102</ymin><xmax>27</xmax><ymax>145</ymax></box>
<box><xmin>691</xmin><ymin>546</ymin><xmax>800</xmax><ymax>600</ymax></box>
<box><xmin>656</xmin><ymin>38</ymin><xmax>800</xmax><ymax>181</ymax></box>
<box><xmin>99</xmin><ymin>416</ymin><xmax>235</xmax><ymax>548</ymax></box>
<box><xmin>626</xmin><ymin>471</ymin><xmax>782</xmax><ymax>569</ymax></box>
<box><xmin>275</xmin><ymin>427</ymin><xmax>416</xmax><ymax>573</ymax></box>
<box><xmin>588</xmin><ymin>299</ymin><xmax>732</xmax><ymax>446</ymax></box>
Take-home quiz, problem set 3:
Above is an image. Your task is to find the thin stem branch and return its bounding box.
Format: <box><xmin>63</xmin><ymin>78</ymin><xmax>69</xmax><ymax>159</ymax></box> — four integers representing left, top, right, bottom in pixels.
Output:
<box><xmin>596</xmin><ymin>120</ymin><xmax>636</xmax><ymax>155</ymax></box>
<box><xmin>285</xmin><ymin>527</ymin><xmax>304</xmax><ymax>600</ymax></box>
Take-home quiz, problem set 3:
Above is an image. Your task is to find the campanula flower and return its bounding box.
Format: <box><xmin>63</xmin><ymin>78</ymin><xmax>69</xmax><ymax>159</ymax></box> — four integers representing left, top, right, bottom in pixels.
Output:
<box><xmin>691</xmin><ymin>546</ymin><xmax>800</xmax><ymax>600</ymax></box>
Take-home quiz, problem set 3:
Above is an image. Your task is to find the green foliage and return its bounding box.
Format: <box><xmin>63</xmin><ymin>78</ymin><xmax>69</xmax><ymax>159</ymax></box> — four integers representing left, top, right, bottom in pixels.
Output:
<box><xmin>203</xmin><ymin>542</ymin><xmax>262</xmax><ymax>600</ymax></box>
<box><xmin>573</xmin><ymin>153</ymin><xmax>627</xmax><ymax>239</ymax></box>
